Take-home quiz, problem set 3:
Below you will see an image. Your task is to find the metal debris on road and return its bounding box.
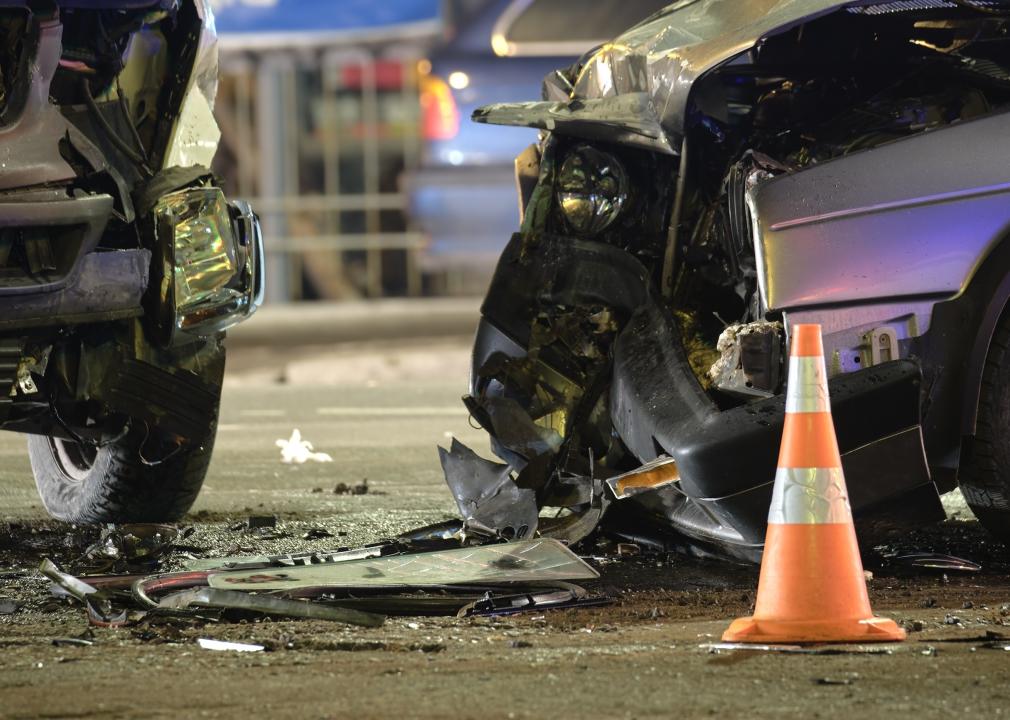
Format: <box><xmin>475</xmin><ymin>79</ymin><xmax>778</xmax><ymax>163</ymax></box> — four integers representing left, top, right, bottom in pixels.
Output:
<box><xmin>0</xmin><ymin>597</ymin><xmax>19</xmax><ymax>614</ymax></box>
<box><xmin>207</xmin><ymin>539</ymin><xmax>599</xmax><ymax>591</ymax></box>
<box><xmin>245</xmin><ymin>516</ymin><xmax>276</xmax><ymax>530</ymax></box>
<box><xmin>39</xmin><ymin>558</ymin><xmax>101</xmax><ymax>604</ymax></box>
<box><xmin>276</xmin><ymin>428</ymin><xmax>333</xmax><ymax>464</ymax></box>
<box><xmin>51</xmin><ymin>637</ymin><xmax>95</xmax><ymax>648</ymax></box>
<box><xmin>156</xmin><ymin>587</ymin><xmax>385</xmax><ymax>627</ymax></box>
<box><xmin>197</xmin><ymin>638</ymin><xmax>265</xmax><ymax>652</ymax></box>
<box><xmin>79</xmin><ymin>524</ymin><xmax>186</xmax><ymax>573</ymax></box>
<box><xmin>302</xmin><ymin>528</ymin><xmax>334</xmax><ymax>540</ymax></box>
<box><xmin>438</xmin><ymin>438</ymin><xmax>538</xmax><ymax>540</ymax></box>
<box><xmin>458</xmin><ymin>584</ymin><xmax>610</xmax><ymax>618</ymax></box>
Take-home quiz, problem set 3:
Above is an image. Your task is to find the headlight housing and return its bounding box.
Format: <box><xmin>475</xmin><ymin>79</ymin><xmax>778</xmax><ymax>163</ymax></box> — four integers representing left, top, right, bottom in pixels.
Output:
<box><xmin>151</xmin><ymin>187</ymin><xmax>264</xmax><ymax>345</ymax></box>
<box><xmin>556</xmin><ymin>145</ymin><xmax>628</xmax><ymax>236</ymax></box>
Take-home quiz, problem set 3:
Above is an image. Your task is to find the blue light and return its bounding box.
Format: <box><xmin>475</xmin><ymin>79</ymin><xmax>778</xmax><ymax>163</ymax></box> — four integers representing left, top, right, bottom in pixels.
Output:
<box><xmin>213</xmin><ymin>0</ymin><xmax>442</xmax><ymax>35</ymax></box>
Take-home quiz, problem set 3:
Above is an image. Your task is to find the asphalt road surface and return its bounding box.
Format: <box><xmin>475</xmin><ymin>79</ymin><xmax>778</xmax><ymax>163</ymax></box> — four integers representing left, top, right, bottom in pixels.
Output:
<box><xmin>2</xmin><ymin>340</ymin><xmax>1010</xmax><ymax>720</ymax></box>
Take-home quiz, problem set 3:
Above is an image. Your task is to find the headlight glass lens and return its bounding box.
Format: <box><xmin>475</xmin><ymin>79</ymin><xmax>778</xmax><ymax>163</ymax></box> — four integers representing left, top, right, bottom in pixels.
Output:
<box><xmin>556</xmin><ymin>145</ymin><xmax>628</xmax><ymax>236</ymax></box>
<box><xmin>157</xmin><ymin>188</ymin><xmax>240</xmax><ymax>315</ymax></box>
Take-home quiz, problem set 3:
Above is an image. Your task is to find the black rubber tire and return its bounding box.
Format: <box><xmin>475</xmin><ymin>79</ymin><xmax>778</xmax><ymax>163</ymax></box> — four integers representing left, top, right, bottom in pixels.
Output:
<box><xmin>959</xmin><ymin>309</ymin><xmax>1010</xmax><ymax>539</ymax></box>
<box><xmin>27</xmin><ymin>421</ymin><xmax>217</xmax><ymax>523</ymax></box>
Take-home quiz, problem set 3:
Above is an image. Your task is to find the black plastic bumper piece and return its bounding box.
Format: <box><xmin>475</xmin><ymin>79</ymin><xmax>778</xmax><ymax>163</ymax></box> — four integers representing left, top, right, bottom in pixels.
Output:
<box><xmin>612</xmin><ymin>300</ymin><xmax>943</xmax><ymax>543</ymax></box>
<box><xmin>0</xmin><ymin>249</ymin><xmax>149</xmax><ymax>331</ymax></box>
<box><xmin>480</xmin><ymin>232</ymin><xmax>651</xmax><ymax>348</ymax></box>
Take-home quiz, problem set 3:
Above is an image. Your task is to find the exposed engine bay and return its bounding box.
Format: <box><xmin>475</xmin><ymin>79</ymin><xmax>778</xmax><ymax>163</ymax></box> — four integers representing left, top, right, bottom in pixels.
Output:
<box><xmin>455</xmin><ymin>0</ymin><xmax>1010</xmax><ymax>559</ymax></box>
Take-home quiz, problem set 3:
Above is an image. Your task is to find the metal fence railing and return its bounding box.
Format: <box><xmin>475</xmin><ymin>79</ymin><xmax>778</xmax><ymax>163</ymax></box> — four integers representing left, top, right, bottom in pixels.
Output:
<box><xmin>213</xmin><ymin>49</ymin><xmax>426</xmax><ymax>301</ymax></box>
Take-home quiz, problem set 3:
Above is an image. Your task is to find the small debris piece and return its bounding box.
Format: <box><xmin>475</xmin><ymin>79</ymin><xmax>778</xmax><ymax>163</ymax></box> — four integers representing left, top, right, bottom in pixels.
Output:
<box><xmin>246</xmin><ymin>516</ymin><xmax>277</xmax><ymax>530</ymax></box>
<box><xmin>197</xmin><ymin>638</ymin><xmax>265</xmax><ymax>652</ymax></box>
<box><xmin>302</xmin><ymin>528</ymin><xmax>333</xmax><ymax>540</ymax></box>
<box><xmin>616</xmin><ymin>543</ymin><xmax>641</xmax><ymax>557</ymax></box>
<box><xmin>39</xmin><ymin>559</ymin><xmax>126</xmax><ymax>626</ymax></box>
<box><xmin>158</xmin><ymin>587</ymin><xmax>385</xmax><ymax>627</ymax></box>
<box><xmin>944</xmin><ymin>614</ymin><xmax>962</xmax><ymax>626</ymax></box>
<box><xmin>39</xmin><ymin>559</ymin><xmax>99</xmax><ymax>603</ymax></box>
<box><xmin>51</xmin><ymin>637</ymin><xmax>94</xmax><ymax>647</ymax></box>
<box><xmin>0</xmin><ymin>597</ymin><xmax>19</xmax><ymax>615</ymax></box>
<box><xmin>816</xmin><ymin>677</ymin><xmax>855</xmax><ymax>686</ymax></box>
<box><xmin>438</xmin><ymin>438</ymin><xmax>538</xmax><ymax>540</ymax></box>
<box><xmin>276</xmin><ymin>429</ymin><xmax>333</xmax><ymax>464</ymax></box>
<box><xmin>458</xmin><ymin>585</ymin><xmax>611</xmax><ymax>617</ymax></box>
<box><xmin>311</xmin><ymin>487</ymin><xmax>324</xmax><ymax>493</ymax></box>
<box><xmin>80</xmin><ymin>524</ymin><xmax>183</xmax><ymax>573</ymax></box>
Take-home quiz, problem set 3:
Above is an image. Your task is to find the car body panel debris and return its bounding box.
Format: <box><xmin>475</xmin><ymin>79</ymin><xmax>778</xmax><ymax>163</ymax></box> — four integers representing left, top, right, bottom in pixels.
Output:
<box><xmin>0</xmin><ymin>597</ymin><xmax>21</xmax><ymax>615</ymax></box>
<box><xmin>438</xmin><ymin>438</ymin><xmax>538</xmax><ymax>540</ymax></box>
<box><xmin>207</xmin><ymin>539</ymin><xmax>598</xmax><ymax>591</ymax></box>
<box><xmin>39</xmin><ymin>559</ymin><xmax>100</xmax><ymax>603</ymax></box>
<box><xmin>157</xmin><ymin>587</ymin><xmax>385</xmax><ymax>627</ymax></box>
<box><xmin>458</xmin><ymin>583</ymin><xmax>610</xmax><ymax>618</ymax></box>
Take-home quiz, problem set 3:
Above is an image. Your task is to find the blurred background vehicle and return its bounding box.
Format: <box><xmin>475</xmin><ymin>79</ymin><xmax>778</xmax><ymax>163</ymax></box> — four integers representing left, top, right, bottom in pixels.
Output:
<box><xmin>210</xmin><ymin>0</ymin><xmax>668</xmax><ymax>301</ymax></box>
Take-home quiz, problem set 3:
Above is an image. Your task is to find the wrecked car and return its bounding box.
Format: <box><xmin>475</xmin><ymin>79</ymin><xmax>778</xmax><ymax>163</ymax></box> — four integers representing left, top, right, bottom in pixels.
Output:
<box><xmin>461</xmin><ymin>0</ymin><xmax>1010</xmax><ymax>559</ymax></box>
<box><xmin>0</xmin><ymin>1</ymin><xmax>261</xmax><ymax>522</ymax></box>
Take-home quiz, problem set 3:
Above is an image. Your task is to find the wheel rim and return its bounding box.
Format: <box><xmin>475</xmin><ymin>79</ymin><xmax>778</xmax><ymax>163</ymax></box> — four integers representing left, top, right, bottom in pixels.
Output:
<box><xmin>49</xmin><ymin>438</ymin><xmax>99</xmax><ymax>482</ymax></box>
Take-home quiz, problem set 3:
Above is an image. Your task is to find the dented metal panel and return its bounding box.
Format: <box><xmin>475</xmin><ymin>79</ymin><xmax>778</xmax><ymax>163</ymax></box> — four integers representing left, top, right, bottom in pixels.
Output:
<box><xmin>751</xmin><ymin>111</ymin><xmax>1010</xmax><ymax>310</ymax></box>
<box><xmin>475</xmin><ymin>0</ymin><xmax>856</xmax><ymax>149</ymax></box>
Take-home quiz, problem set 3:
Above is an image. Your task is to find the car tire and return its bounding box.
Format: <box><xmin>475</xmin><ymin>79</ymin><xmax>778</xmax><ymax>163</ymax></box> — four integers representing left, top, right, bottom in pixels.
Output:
<box><xmin>959</xmin><ymin>308</ymin><xmax>1010</xmax><ymax>539</ymax></box>
<box><xmin>27</xmin><ymin>419</ymin><xmax>217</xmax><ymax>523</ymax></box>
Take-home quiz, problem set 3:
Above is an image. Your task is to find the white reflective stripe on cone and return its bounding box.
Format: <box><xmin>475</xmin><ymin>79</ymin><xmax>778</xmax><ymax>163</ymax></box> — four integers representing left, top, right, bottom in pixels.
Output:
<box><xmin>784</xmin><ymin>355</ymin><xmax>831</xmax><ymax>414</ymax></box>
<box><xmin>768</xmin><ymin>467</ymin><xmax>851</xmax><ymax>524</ymax></box>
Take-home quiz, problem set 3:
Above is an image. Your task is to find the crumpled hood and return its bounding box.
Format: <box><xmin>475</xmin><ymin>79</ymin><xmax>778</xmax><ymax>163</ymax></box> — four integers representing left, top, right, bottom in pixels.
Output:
<box><xmin>474</xmin><ymin>0</ymin><xmax>856</xmax><ymax>153</ymax></box>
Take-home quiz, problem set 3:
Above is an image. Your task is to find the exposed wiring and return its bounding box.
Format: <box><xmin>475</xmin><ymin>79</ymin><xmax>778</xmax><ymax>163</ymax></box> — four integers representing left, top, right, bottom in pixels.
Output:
<box><xmin>137</xmin><ymin>420</ymin><xmax>185</xmax><ymax>466</ymax></box>
<box><xmin>115</xmin><ymin>74</ymin><xmax>151</xmax><ymax>167</ymax></box>
<box><xmin>48</xmin><ymin>396</ymin><xmax>130</xmax><ymax>451</ymax></box>
<box><xmin>80</xmin><ymin>76</ymin><xmax>154</xmax><ymax>177</ymax></box>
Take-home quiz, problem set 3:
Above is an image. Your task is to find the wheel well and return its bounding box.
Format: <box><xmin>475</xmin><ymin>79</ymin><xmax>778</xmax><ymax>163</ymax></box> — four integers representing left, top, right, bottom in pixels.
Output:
<box><xmin>959</xmin><ymin>233</ymin><xmax>1010</xmax><ymax>437</ymax></box>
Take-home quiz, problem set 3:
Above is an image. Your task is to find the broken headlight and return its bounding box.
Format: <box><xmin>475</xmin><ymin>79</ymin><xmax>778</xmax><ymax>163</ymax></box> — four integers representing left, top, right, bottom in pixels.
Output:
<box><xmin>556</xmin><ymin>145</ymin><xmax>627</xmax><ymax>236</ymax></box>
<box><xmin>151</xmin><ymin>187</ymin><xmax>263</xmax><ymax>345</ymax></box>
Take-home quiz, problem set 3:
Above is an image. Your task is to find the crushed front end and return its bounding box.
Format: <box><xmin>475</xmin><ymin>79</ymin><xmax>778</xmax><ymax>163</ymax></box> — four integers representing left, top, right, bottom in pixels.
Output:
<box><xmin>0</xmin><ymin>1</ymin><xmax>263</xmax><ymax>522</ymax></box>
<box><xmin>451</xmin><ymin>0</ymin><xmax>1010</xmax><ymax>557</ymax></box>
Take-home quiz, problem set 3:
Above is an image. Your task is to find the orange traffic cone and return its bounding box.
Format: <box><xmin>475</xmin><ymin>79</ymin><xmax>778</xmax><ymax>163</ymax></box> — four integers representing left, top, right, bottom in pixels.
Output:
<box><xmin>722</xmin><ymin>324</ymin><xmax>905</xmax><ymax>644</ymax></box>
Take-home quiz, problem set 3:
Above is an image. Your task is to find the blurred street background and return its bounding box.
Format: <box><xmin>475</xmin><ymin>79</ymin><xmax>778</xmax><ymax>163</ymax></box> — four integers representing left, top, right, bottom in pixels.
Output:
<box><xmin>208</xmin><ymin>0</ymin><xmax>666</xmax><ymax>303</ymax></box>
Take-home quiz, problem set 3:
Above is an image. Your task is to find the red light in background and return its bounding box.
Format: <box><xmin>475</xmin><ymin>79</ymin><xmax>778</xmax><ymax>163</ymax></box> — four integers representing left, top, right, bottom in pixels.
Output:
<box><xmin>419</xmin><ymin>74</ymin><xmax>460</xmax><ymax>141</ymax></box>
<box><xmin>340</xmin><ymin>60</ymin><xmax>405</xmax><ymax>91</ymax></box>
